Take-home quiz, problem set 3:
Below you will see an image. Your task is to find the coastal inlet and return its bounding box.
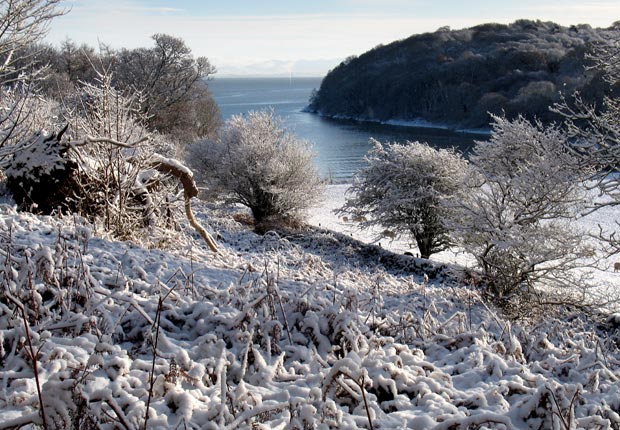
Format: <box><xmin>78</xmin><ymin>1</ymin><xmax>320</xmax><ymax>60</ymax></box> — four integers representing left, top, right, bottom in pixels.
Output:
<box><xmin>209</xmin><ymin>77</ymin><xmax>486</xmax><ymax>183</ymax></box>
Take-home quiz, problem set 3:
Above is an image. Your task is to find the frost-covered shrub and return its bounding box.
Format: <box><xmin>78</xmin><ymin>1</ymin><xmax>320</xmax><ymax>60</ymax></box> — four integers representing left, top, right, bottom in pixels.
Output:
<box><xmin>340</xmin><ymin>139</ymin><xmax>469</xmax><ymax>259</ymax></box>
<box><xmin>188</xmin><ymin>110</ymin><xmax>323</xmax><ymax>224</ymax></box>
<box><xmin>3</xmin><ymin>68</ymin><xmax>187</xmax><ymax>241</ymax></box>
<box><xmin>452</xmin><ymin>115</ymin><xmax>594</xmax><ymax>310</ymax></box>
<box><xmin>0</xmin><ymin>86</ymin><xmax>61</xmax><ymax>165</ymax></box>
<box><xmin>0</xmin><ymin>1</ymin><xmax>62</xmax><ymax>144</ymax></box>
<box><xmin>57</xmin><ymin>71</ymin><xmax>182</xmax><ymax>235</ymax></box>
<box><xmin>553</xmin><ymin>32</ymin><xmax>620</xmax><ymax>255</ymax></box>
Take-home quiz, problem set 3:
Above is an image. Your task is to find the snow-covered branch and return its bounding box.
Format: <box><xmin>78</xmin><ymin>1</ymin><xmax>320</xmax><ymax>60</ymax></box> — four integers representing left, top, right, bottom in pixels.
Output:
<box><xmin>71</xmin><ymin>135</ymin><xmax>148</xmax><ymax>149</ymax></box>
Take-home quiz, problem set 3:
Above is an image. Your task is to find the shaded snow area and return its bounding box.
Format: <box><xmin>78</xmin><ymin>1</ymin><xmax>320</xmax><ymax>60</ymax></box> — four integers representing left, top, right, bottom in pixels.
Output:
<box><xmin>1</xmin><ymin>194</ymin><xmax>620</xmax><ymax>429</ymax></box>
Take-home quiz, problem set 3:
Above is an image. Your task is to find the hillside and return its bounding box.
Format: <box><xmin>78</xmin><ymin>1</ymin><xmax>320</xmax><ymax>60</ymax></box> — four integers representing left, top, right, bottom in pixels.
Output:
<box><xmin>1</xmin><ymin>193</ymin><xmax>619</xmax><ymax>429</ymax></box>
<box><xmin>308</xmin><ymin>20</ymin><xmax>619</xmax><ymax>129</ymax></box>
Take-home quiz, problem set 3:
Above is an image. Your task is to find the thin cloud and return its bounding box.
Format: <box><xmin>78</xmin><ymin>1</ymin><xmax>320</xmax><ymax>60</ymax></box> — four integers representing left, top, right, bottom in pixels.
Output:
<box><xmin>528</xmin><ymin>1</ymin><xmax>620</xmax><ymax>12</ymax></box>
<box><xmin>123</xmin><ymin>6</ymin><xmax>184</xmax><ymax>14</ymax></box>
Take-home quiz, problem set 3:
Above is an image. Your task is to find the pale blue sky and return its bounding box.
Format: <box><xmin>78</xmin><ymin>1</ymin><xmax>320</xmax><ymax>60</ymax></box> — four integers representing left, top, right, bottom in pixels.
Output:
<box><xmin>47</xmin><ymin>0</ymin><xmax>620</xmax><ymax>76</ymax></box>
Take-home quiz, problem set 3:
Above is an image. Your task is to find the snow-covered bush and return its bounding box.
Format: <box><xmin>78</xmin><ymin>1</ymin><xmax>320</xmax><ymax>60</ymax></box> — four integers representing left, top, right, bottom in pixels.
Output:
<box><xmin>3</xmin><ymin>68</ymin><xmax>199</xmax><ymax>244</ymax></box>
<box><xmin>188</xmin><ymin>110</ymin><xmax>323</xmax><ymax>225</ymax></box>
<box><xmin>452</xmin><ymin>115</ymin><xmax>594</xmax><ymax>312</ymax></box>
<box><xmin>340</xmin><ymin>139</ymin><xmax>469</xmax><ymax>259</ymax></box>
<box><xmin>4</xmin><ymin>125</ymin><xmax>80</xmax><ymax>214</ymax></box>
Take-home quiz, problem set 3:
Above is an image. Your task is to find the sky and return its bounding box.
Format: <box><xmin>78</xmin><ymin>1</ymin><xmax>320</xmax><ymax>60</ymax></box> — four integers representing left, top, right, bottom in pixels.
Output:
<box><xmin>46</xmin><ymin>0</ymin><xmax>620</xmax><ymax>77</ymax></box>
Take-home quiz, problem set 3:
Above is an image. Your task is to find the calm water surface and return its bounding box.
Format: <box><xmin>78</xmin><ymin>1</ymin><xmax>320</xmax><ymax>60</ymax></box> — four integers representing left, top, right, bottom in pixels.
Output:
<box><xmin>209</xmin><ymin>77</ymin><xmax>486</xmax><ymax>183</ymax></box>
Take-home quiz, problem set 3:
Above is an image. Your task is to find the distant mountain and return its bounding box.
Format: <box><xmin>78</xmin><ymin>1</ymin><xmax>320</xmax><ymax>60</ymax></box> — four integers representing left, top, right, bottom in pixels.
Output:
<box><xmin>217</xmin><ymin>57</ymin><xmax>342</xmax><ymax>78</ymax></box>
<box><xmin>308</xmin><ymin>20</ymin><xmax>619</xmax><ymax>129</ymax></box>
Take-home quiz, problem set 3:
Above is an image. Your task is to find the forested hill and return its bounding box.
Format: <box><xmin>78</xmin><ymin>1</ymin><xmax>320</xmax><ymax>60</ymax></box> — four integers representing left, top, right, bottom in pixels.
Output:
<box><xmin>308</xmin><ymin>20</ymin><xmax>620</xmax><ymax>129</ymax></box>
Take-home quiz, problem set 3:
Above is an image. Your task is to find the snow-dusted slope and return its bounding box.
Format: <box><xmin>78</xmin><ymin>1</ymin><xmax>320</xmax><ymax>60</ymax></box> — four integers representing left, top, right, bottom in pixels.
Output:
<box><xmin>0</xmin><ymin>198</ymin><xmax>619</xmax><ymax>429</ymax></box>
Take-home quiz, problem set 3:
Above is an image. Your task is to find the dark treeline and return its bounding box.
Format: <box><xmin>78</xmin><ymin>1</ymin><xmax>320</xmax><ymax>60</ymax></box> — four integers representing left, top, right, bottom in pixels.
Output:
<box><xmin>21</xmin><ymin>34</ymin><xmax>221</xmax><ymax>141</ymax></box>
<box><xmin>308</xmin><ymin>20</ymin><xmax>620</xmax><ymax>129</ymax></box>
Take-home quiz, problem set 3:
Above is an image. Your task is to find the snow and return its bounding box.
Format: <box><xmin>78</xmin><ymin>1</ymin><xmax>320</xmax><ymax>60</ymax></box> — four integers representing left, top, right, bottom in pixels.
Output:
<box><xmin>0</xmin><ymin>185</ymin><xmax>619</xmax><ymax>429</ymax></box>
<box><xmin>312</xmin><ymin>111</ymin><xmax>491</xmax><ymax>135</ymax></box>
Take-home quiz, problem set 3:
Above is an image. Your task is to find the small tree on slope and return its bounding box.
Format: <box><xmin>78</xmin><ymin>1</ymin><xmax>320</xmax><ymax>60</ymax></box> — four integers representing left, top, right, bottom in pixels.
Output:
<box><xmin>187</xmin><ymin>110</ymin><xmax>323</xmax><ymax>225</ymax></box>
<box><xmin>451</xmin><ymin>115</ymin><xmax>595</xmax><ymax>310</ymax></box>
<box><xmin>552</xmin><ymin>32</ymin><xmax>620</xmax><ymax>255</ymax></box>
<box><xmin>340</xmin><ymin>139</ymin><xmax>469</xmax><ymax>259</ymax></box>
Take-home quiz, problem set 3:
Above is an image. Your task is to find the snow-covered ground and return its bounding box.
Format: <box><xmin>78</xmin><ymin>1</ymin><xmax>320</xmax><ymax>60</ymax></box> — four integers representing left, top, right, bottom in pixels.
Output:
<box><xmin>309</xmin><ymin>185</ymin><xmax>620</xmax><ymax>301</ymax></box>
<box><xmin>0</xmin><ymin>187</ymin><xmax>619</xmax><ymax>429</ymax></box>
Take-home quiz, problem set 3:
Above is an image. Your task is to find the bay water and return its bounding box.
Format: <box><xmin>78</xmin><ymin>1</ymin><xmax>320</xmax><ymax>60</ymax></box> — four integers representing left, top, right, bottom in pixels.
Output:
<box><xmin>209</xmin><ymin>77</ymin><xmax>485</xmax><ymax>183</ymax></box>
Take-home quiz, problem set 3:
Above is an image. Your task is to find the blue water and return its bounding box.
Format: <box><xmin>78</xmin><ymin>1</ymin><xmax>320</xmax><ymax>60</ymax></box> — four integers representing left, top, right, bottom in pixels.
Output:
<box><xmin>209</xmin><ymin>77</ymin><xmax>484</xmax><ymax>183</ymax></box>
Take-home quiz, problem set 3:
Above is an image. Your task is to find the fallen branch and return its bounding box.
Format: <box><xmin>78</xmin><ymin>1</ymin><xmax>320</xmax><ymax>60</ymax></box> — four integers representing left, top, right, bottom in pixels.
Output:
<box><xmin>149</xmin><ymin>154</ymin><xmax>218</xmax><ymax>253</ymax></box>
<box><xmin>72</xmin><ymin>135</ymin><xmax>148</xmax><ymax>149</ymax></box>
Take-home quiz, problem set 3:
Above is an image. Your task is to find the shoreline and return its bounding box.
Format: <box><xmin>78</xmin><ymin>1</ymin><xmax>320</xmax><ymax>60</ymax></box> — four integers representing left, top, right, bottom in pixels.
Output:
<box><xmin>303</xmin><ymin>108</ymin><xmax>492</xmax><ymax>135</ymax></box>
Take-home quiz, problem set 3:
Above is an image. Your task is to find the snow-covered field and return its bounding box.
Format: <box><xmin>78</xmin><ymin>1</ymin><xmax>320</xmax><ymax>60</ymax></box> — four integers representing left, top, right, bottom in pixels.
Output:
<box><xmin>1</xmin><ymin>186</ymin><xmax>619</xmax><ymax>429</ymax></box>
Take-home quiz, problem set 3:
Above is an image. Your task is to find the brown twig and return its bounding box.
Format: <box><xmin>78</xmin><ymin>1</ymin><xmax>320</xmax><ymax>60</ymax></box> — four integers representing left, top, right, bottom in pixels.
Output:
<box><xmin>324</xmin><ymin>369</ymin><xmax>374</xmax><ymax>430</ymax></box>
<box><xmin>144</xmin><ymin>296</ymin><xmax>164</xmax><ymax>430</ymax></box>
<box><xmin>6</xmin><ymin>294</ymin><xmax>49</xmax><ymax>430</ymax></box>
<box><xmin>104</xmin><ymin>396</ymin><xmax>133</xmax><ymax>430</ymax></box>
<box><xmin>358</xmin><ymin>374</ymin><xmax>374</xmax><ymax>430</ymax></box>
<box><xmin>274</xmin><ymin>288</ymin><xmax>293</xmax><ymax>346</ymax></box>
<box><xmin>549</xmin><ymin>387</ymin><xmax>580</xmax><ymax>430</ymax></box>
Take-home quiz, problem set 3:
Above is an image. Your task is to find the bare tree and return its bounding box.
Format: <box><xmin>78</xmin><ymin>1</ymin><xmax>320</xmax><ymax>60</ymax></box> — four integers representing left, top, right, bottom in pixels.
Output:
<box><xmin>452</xmin><ymin>115</ymin><xmax>595</xmax><ymax>310</ymax></box>
<box><xmin>113</xmin><ymin>34</ymin><xmax>218</xmax><ymax>138</ymax></box>
<box><xmin>339</xmin><ymin>139</ymin><xmax>469</xmax><ymax>259</ymax></box>
<box><xmin>552</xmin><ymin>33</ymin><xmax>620</xmax><ymax>254</ymax></box>
<box><xmin>0</xmin><ymin>0</ymin><xmax>63</xmax><ymax>83</ymax></box>
<box><xmin>0</xmin><ymin>0</ymin><xmax>63</xmax><ymax>149</ymax></box>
